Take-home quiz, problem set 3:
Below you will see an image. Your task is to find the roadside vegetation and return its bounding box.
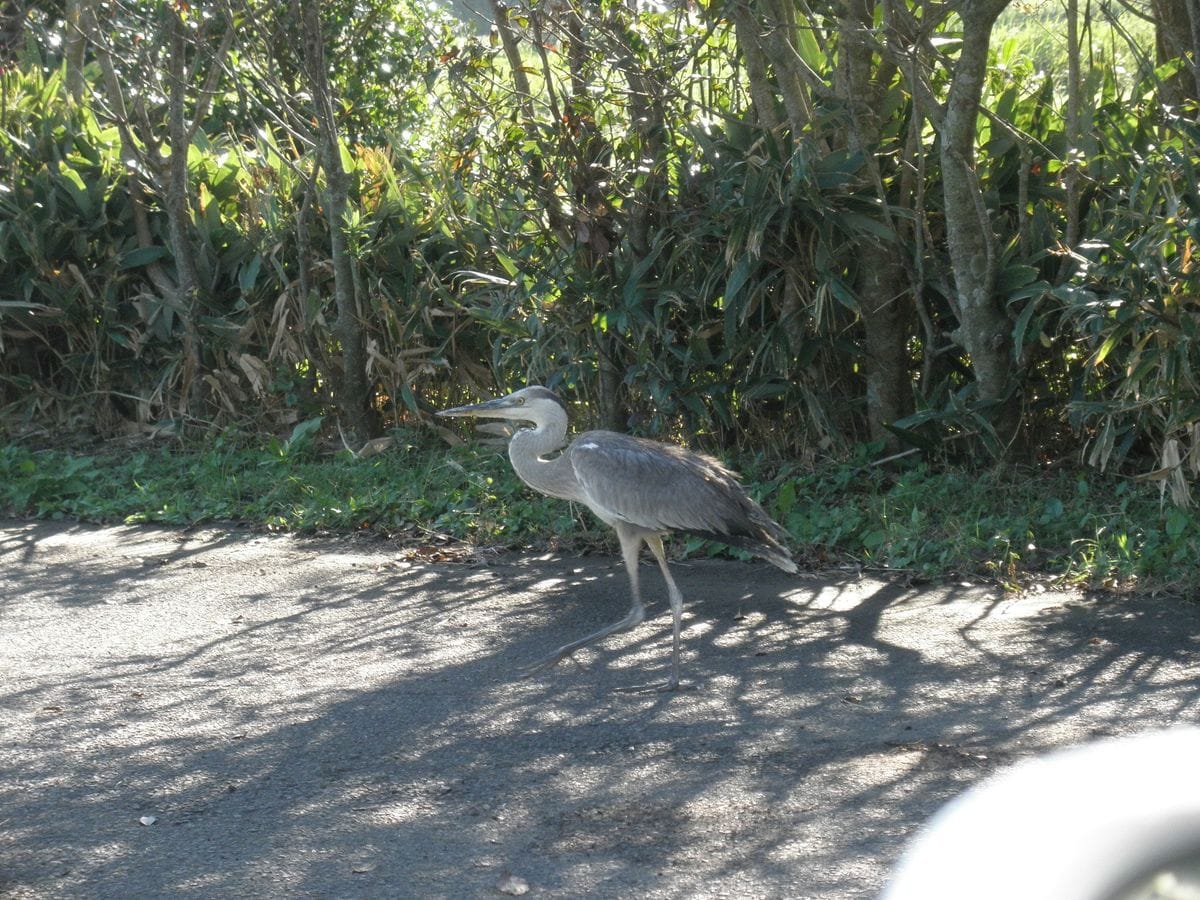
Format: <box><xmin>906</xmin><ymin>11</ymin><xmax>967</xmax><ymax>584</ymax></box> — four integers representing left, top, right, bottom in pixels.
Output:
<box><xmin>1</xmin><ymin>0</ymin><xmax>1198</xmax><ymax>595</ymax></box>
<box><xmin>2</xmin><ymin>435</ymin><xmax>1193</xmax><ymax>595</ymax></box>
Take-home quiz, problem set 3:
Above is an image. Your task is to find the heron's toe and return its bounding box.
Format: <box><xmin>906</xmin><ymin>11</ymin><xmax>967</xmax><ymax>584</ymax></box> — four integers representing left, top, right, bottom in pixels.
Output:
<box><xmin>518</xmin><ymin>649</ymin><xmax>584</xmax><ymax>679</ymax></box>
<box><xmin>613</xmin><ymin>677</ymin><xmax>696</xmax><ymax>694</ymax></box>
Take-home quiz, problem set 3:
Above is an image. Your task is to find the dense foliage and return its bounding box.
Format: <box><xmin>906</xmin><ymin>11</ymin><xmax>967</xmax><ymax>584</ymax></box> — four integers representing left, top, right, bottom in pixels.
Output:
<box><xmin>1</xmin><ymin>0</ymin><xmax>1197</xmax><ymax>499</ymax></box>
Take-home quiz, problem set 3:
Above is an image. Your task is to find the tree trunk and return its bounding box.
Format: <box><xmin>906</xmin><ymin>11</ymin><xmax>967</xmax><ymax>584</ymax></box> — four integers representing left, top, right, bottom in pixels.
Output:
<box><xmin>940</xmin><ymin>0</ymin><xmax>1016</xmax><ymax>438</ymax></box>
<box><xmin>1191</xmin><ymin>0</ymin><xmax>1200</xmax><ymax>100</ymax></box>
<box><xmin>735</xmin><ymin>0</ymin><xmax>821</xmax><ymax>139</ymax></box>
<box><xmin>1057</xmin><ymin>0</ymin><xmax>1082</xmax><ymax>285</ymax></box>
<box><xmin>86</xmin><ymin>6</ymin><xmax>176</xmax><ymax>304</ymax></box>
<box><xmin>1151</xmin><ymin>0</ymin><xmax>1200</xmax><ymax>104</ymax></box>
<box><xmin>596</xmin><ymin>340</ymin><xmax>625</xmax><ymax>433</ymax></box>
<box><xmin>860</xmin><ymin>252</ymin><xmax>914</xmax><ymax>445</ymax></box>
<box><xmin>489</xmin><ymin>0</ymin><xmax>567</xmax><ymax>236</ymax></box>
<box><xmin>0</xmin><ymin>2</ymin><xmax>27</xmax><ymax>66</ymax></box>
<box><xmin>85</xmin><ymin>2</ymin><xmax>229</xmax><ymax>424</ymax></box>
<box><xmin>63</xmin><ymin>0</ymin><xmax>89</xmax><ymax>103</ymax></box>
<box><xmin>298</xmin><ymin>0</ymin><xmax>373</xmax><ymax>441</ymax></box>
<box><xmin>838</xmin><ymin>0</ymin><xmax>913</xmax><ymax>447</ymax></box>
<box><xmin>731</xmin><ymin>1</ymin><xmax>781</xmax><ymax>131</ymax></box>
<box><xmin>165</xmin><ymin>6</ymin><xmax>206</xmax><ymax>421</ymax></box>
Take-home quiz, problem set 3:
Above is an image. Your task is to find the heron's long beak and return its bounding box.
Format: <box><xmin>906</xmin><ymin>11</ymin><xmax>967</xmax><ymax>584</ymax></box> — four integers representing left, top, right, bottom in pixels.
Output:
<box><xmin>437</xmin><ymin>395</ymin><xmax>518</xmax><ymax>419</ymax></box>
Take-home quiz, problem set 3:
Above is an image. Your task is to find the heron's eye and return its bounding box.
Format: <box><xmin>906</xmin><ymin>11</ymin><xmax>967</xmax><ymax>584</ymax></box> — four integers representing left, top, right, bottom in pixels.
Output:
<box><xmin>515</xmin><ymin>397</ymin><xmax>525</xmax><ymax>405</ymax></box>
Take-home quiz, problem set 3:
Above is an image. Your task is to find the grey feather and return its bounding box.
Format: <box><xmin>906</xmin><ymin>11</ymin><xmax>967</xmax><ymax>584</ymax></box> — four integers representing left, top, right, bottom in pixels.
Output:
<box><xmin>567</xmin><ymin>431</ymin><xmax>795</xmax><ymax>571</ymax></box>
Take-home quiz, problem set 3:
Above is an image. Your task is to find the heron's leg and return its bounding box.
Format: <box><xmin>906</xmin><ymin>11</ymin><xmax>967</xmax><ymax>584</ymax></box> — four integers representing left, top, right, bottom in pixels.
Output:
<box><xmin>645</xmin><ymin>535</ymin><xmax>688</xmax><ymax>691</ymax></box>
<box><xmin>520</xmin><ymin>527</ymin><xmax>646</xmax><ymax>678</ymax></box>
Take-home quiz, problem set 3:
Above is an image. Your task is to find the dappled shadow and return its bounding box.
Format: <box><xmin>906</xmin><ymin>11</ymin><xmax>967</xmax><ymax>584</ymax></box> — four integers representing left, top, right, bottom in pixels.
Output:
<box><xmin>0</xmin><ymin>518</ymin><xmax>254</xmax><ymax>610</ymax></box>
<box><xmin>3</xmin><ymin>521</ymin><xmax>1200</xmax><ymax>897</ymax></box>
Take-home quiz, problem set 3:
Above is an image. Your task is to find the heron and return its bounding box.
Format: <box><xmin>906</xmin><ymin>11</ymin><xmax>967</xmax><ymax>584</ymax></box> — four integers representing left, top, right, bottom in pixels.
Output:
<box><xmin>437</xmin><ymin>385</ymin><xmax>796</xmax><ymax>690</ymax></box>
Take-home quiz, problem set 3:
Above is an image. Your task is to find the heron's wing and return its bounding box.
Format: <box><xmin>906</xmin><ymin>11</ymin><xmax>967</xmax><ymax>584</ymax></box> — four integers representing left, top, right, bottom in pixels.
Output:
<box><xmin>567</xmin><ymin>432</ymin><xmax>794</xmax><ymax>570</ymax></box>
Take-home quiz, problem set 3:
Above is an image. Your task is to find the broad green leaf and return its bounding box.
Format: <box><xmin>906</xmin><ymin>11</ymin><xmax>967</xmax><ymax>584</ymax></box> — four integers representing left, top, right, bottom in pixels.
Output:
<box><xmin>120</xmin><ymin>246</ymin><xmax>169</xmax><ymax>269</ymax></box>
<box><xmin>239</xmin><ymin>256</ymin><xmax>263</xmax><ymax>295</ymax></box>
<box><xmin>996</xmin><ymin>265</ymin><xmax>1038</xmax><ymax>294</ymax></box>
<box><xmin>56</xmin><ymin>163</ymin><xmax>91</xmax><ymax>216</ymax></box>
<box><xmin>288</xmin><ymin>416</ymin><xmax>324</xmax><ymax>447</ymax></box>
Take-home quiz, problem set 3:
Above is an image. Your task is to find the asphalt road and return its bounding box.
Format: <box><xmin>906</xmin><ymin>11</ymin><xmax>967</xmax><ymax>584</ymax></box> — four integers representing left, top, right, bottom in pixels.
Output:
<box><xmin>3</xmin><ymin>520</ymin><xmax>1200</xmax><ymax>899</ymax></box>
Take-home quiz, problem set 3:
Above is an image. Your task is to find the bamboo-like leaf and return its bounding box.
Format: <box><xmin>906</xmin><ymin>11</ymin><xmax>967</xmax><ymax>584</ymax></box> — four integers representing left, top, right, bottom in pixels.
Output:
<box><xmin>1091</xmin><ymin>323</ymin><xmax>1131</xmax><ymax>368</ymax></box>
<box><xmin>722</xmin><ymin>256</ymin><xmax>754</xmax><ymax>311</ymax></box>
<box><xmin>1010</xmin><ymin>291</ymin><xmax>1047</xmax><ymax>358</ymax></box>
<box><xmin>120</xmin><ymin>247</ymin><xmax>169</xmax><ymax>269</ymax></box>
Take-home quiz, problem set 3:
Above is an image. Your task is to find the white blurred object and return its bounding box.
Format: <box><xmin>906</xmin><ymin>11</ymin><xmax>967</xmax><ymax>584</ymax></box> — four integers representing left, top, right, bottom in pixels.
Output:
<box><xmin>883</xmin><ymin>728</ymin><xmax>1200</xmax><ymax>900</ymax></box>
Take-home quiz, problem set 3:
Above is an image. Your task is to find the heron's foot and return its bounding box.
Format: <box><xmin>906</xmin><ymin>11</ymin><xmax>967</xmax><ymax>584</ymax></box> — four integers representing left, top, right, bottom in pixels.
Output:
<box><xmin>613</xmin><ymin>677</ymin><xmax>696</xmax><ymax>694</ymax></box>
<box><xmin>518</xmin><ymin>649</ymin><xmax>585</xmax><ymax>679</ymax></box>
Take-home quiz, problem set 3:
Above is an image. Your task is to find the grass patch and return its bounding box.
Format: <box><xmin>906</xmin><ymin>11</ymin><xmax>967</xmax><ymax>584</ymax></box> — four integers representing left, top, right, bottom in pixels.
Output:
<box><xmin>0</xmin><ymin>430</ymin><xmax>590</xmax><ymax>550</ymax></box>
<box><xmin>750</xmin><ymin>453</ymin><xmax>1198</xmax><ymax>594</ymax></box>
<box><xmin>1</xmin><ymin>435</ymin><xmax>1196</xmax><ymax>594</ymax></box>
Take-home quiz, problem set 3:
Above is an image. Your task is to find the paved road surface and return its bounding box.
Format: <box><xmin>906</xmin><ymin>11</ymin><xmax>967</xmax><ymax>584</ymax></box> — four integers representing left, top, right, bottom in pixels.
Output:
<box><xmin>3</xmin><ymin>521</ymin><xmax>1199</xmax><ymax>898</ymax></box>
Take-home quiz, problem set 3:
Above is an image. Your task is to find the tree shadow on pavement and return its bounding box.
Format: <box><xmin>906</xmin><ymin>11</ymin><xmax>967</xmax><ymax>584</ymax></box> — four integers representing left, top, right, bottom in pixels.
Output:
<box><xmin>3</xmin><ymin>521</ymin><xmax>1200</xmax><ymax>898</ymax></box>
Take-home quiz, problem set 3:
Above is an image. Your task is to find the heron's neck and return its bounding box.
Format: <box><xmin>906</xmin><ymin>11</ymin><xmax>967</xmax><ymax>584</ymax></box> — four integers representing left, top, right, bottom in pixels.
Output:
<box><xmin>508</xmin><ymin>412</ymin><xmax>581</xmax><ymax>501</ymax></box>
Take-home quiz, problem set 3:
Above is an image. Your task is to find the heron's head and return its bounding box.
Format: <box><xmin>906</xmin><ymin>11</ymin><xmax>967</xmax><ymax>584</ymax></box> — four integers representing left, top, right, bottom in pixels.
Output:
<box><xmin>437</xmin><ymin>386</ymin><xmax>567</xmax><ymax>426</ymax></box>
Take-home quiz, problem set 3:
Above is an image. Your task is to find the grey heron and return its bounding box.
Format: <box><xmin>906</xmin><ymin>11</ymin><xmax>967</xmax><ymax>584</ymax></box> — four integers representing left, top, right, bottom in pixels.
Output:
<box><xmin>438</xmin><ymin>385</ymin><xmax>796</xmax><ymax>689</ymax></box>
